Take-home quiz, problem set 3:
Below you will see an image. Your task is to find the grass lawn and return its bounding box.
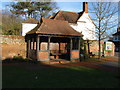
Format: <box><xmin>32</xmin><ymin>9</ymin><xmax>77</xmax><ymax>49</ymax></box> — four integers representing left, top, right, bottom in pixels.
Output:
<box><xmin>2</xmin><ymin>63</ymin><xmax>119</xmax><ymax>88</ymax></box>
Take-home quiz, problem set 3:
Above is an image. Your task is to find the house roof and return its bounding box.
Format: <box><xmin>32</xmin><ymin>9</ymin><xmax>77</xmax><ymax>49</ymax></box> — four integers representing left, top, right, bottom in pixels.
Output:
<box><xmin>113</xmin><ymin>27</ymin><xmax>120</xmax><ymax>36</ymax></box>
<box><xmin>113</xmin><ymin>32</ymin><xmax>120</xmax><ymax>35</ymax></box>
<box><xmin>22</xmin><ymin>18</ymin><xmax>39</xmax><ymax>24</ymax></box>
<box><xmin>50</xmin><ymin>11</ymin><xmax>84</xmax><ymax>23</ymax></box>
<box><xmin>26</xmin><ymin>17</ymin><xmax>82</xmax><ymax>36</ymax></box>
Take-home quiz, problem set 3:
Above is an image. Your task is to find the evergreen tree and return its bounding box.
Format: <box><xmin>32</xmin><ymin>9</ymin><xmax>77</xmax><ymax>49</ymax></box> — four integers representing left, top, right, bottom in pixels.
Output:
<box><xmin>10</xmin><ymin>1</ymin><xmax>58</xmax><ymax>19</ymax></box>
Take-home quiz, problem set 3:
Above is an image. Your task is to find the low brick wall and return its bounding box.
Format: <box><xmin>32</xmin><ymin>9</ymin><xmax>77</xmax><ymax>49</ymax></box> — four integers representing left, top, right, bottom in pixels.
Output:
<box><xmin>71</xmin><ymin>51</ymin><xmax>79</xmax><ymax>58</ymax></box>
<box><xmin>84</xmin><ymin>40</ymin><xmax>115</xmax><ymax>57</ymax></box>
<box><xmin>0</xmin><ymin>35</ymin><xmax>26</xmax><ymax>60</ymax></box>
<box><xmin>0</xmin><ymin>35</ymin><xmax>115</xmax><ymax>60</ymax></box>
<box><xmin>88</xmin><ymin>40</ymin><xmax>104</xmax><ymax>55</ymax></box>
<box><xmin>0</xmin><ymin>35</ymin><xmax>25</xmax><ymax>44</ymax></box>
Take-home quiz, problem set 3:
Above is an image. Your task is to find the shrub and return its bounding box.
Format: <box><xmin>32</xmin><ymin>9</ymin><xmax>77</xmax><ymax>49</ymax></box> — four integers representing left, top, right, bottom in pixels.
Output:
<box><xmin>13</xmin><ymin>54</ymin><xmax>25</xmax><ymax>62</ymax></box>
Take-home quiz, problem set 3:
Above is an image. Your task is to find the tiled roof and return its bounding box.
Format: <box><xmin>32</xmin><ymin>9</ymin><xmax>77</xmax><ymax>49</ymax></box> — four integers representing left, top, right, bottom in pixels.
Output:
<box><xmin>50</xmin><ymin>11</ymin><xmax>84</xmax><ymax>23</ymax></box>
<box><xmin>26</xmin><ymin>17</ymin><xmax>82</xmax><ymax>36</ymax></box>
<box><xmin>22</xmin><ymin>18</ymin><xmax>39</xmax><ymax>24</ymax></box>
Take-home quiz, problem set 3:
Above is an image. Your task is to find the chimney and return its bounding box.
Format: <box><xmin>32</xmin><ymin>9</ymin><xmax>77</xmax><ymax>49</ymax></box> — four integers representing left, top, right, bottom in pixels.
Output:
<box><xmin>83</xmin><ymin>2</ymin><xmax>88</xmax><ymax>13</ymax></box>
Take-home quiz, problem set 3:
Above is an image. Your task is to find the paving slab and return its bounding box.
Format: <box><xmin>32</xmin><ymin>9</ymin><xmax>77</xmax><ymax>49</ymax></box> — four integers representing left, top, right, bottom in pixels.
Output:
<box><xmin>95</xmin><ymin>61</ymin><xmax>120</xmax><ymax>68</ymax></box>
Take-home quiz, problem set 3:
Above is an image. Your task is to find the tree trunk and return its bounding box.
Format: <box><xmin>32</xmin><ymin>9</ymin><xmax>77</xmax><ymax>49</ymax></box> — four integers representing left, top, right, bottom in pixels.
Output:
<box><xmin>98</xmin><ymin>3</ymin><xmax>101</xmax><ymax>59</ymax></box>
<box><xmin>87</xmin><ymin>40</ymin><xmax>90</xmax><ymax>58</ymax></box>
<box><xmin>98</xmin><ymin>37</ymin><xmax>101</xmax><ymax>59</ymax></box>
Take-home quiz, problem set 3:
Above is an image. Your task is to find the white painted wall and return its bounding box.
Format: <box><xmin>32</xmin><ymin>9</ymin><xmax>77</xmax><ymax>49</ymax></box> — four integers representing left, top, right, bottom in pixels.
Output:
<box><xmin>22</xmin><ymin>23</ymin><xmax>38</xmax><ymax>36</ymax></box>
<box><xmin>70</xmin><ymin>12</ymin><xmax>96</xmax><ymax>40</ymax></box>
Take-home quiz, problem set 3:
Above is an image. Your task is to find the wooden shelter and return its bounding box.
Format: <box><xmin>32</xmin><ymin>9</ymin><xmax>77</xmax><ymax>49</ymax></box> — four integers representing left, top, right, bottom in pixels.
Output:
<box><xmin>25</xmin><ymin>17</ymin><xmax>83</xmax><ymax>63</ymax></box>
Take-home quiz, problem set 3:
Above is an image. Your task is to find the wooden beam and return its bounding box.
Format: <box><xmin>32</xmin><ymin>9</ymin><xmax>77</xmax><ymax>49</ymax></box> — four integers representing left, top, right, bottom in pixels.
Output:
<box><xmin>27</xmin><ymin>39</ymin><xmax>30</xmax><ymax>58</ymax></box>
<box><xmin>48</xmin><ymin>37</ymin><xmax>51</xmax><ymax>63</ymax></box>
<box><xmin>70</xmin><ymin>38</ymin><xmax>73</xmax><ymax>50</ymax></box>
<box><xmin>30</xmin><ymin>38</ymin><xmax>31</xmax><ymax>50</ymax></box>
<box><xmin>38</xmin><ymin>34</ymin><xmax>80</xmax><ymax>38</ymax></box>
<box><xmin>36</xmin><ymin>36</ymin><xmax>40</xmax><ymax>60</ymax></box>
<box><xmin>48</xmin><ymin>37</ymin><xmax>51</xmax><ymax>50</ymax></box>
<box><xmin>59</xmin><ymin>42</ymin><xmax>60</xmax><ymax>53</ymax></box>
<box><xmin>26</xmin><ymin>40</ymin><xmax>29</xmax><ymax>58</ymax></box>
<box><xmin>32</xmin><ymin>38</ymin><xmax>34</xmax><ymax>50</ymax></box>
<box><xmin>78</xmin><ymin>38</ymin><xmax>81</xmax><ymax>61</ymax></box>
<box><xmin>28</xmin><ymin>39</ymin><xmax>30</xmax><ymax>50</ymax></box>
<box><xmin>70</xmin><ymin>38</ymin><xmax>73</xmax><ymax>61</ymax></box>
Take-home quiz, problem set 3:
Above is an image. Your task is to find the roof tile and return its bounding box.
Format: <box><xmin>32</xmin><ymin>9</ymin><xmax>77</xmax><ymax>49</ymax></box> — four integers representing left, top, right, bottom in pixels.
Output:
<box><xmin>27</xmin><ymin>17</ymin><xmax>82</xmax><ymax>36</ymax></box>
<box><xmin>51</xmin><ymin>11</ymin><xmax>83</xmax><ymax>23</ymax></box>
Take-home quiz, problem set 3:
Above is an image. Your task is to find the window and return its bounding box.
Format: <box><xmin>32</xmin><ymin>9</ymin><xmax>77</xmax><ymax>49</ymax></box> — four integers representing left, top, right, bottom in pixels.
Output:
<box><xmin>114</xmin><ymin>36</ymin><xmax>117</xmax><ymax>40</ymax></box>
<box><xmin>118</xmin><ymin>36</ymin><xmax>120</xmax><ymax>40</ymax></box>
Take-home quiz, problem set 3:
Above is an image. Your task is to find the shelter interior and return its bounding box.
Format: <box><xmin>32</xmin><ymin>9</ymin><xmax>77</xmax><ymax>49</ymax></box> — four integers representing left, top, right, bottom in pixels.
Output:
<box><xmin>26</xmin><ymin>34</ymin><xmax>80</xmax><ymax>62</ymax></box>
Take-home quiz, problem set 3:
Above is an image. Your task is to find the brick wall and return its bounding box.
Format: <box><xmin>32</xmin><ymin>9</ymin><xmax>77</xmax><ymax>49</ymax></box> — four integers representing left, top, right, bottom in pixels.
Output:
<box><xmin>84</xmin><ymin>40</ymin><xmax>115</xmax><ymax>56</ymax></box>
<box><xmin>0</xmin><ymin>35</ymin><xmax>26</xmax><ymax>60</ymax></box>
<box><xmin>0</xmin><ymin>35</ymin><xmax>115</xmax><ymax>60</ymax></box>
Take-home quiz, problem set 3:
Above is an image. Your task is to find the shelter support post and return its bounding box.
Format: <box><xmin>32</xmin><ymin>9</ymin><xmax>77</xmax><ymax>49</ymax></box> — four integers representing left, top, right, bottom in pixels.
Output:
<box><xmin>59</xmin><ymin>42</ymin><xmax>60</xmax><ymax>53</ymax></box>
<box><xmin>27</xmin><ymin>39</ymin><xmax>30</xmax><ymax>58</ymax></box>
<box><xmin>36</xmin><ymin>36</ymin><xmax>40</xmax><ymax>61</ymax></box>
<box><xmin>48</xmin><ymin>36</ymin><xmax>51</xmax><ymax>61</ymax></box>
<box><xmin>78</xmin><ymin>38</ymin><xmax>81</xmax><ymax>61</ymax></box>
<box><xmin>70</xmin><ymin>38</ymin><xmax>73</xmax><ymax>61</ymax></box>
<box><xmin>30</xmin><ymin>38</ymin><xmax>31</xmax><ymax>50</ymax></box>
<box><xmin>32</xmin><ymin>38</ymin><xmax>34</xmax><ymax>50</ymax></box>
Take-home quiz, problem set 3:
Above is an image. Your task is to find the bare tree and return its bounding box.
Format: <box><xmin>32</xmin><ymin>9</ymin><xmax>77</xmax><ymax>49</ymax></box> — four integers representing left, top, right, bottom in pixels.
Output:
<box><xmin>2</xmin><ymin>9</ymin><xmax>23</xmax><ymax>35</ymax></box>
<box><xmin>89</xmin><ymin>2</ymin><xmax>118</xmax><ymax>59</ymax></box>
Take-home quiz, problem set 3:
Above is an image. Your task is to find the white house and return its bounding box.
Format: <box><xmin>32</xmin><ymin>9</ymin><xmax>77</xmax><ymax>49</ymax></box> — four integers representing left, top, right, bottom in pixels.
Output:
<box><xmin>22</xmin><ymin>18</ymin><xmax>39</xmax><ymax>36</ymax></box>
<box><xmin>51</xmin><ymin>2</ymin><xmax>96</xmax><ymax>40</ymax></box>
<box><xmin>22</xmin><ymin>2</ymin><xmax>96</xmax><ymax>40</ymax></box>
<box><xmin>111</xmin><ymin>27</ymin><xmax>120</xmax><ymax>52</ymax></box>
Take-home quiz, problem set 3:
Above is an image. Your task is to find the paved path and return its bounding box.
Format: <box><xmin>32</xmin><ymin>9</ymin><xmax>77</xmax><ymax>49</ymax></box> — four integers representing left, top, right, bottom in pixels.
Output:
<box><xmin>115</xmin><ymin>52</ymin><xmax>120</xmax><ymax>58</ymax></box>
<box><xmin>51</xmin><ymin>57</ymin><xmax>119</xmax><ymax>73</ymax></box>
<box><xmin>95</xmin><ymin>61</ymin><xmax>119</xmax><ymax>68</ymax></box>
<box><xmin>93</xmin><ymin>61</ymin><xmax>119</xmax><ymax>73</ymax></box>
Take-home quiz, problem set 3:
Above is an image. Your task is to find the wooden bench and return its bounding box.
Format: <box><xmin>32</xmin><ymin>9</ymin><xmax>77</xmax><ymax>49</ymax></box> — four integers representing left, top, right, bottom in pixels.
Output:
<box><xmin>89</xmin><ymin>52</ymin><xmax>95</xmax><ymax>57</ymax></box>
<box><xmin>50</xmin><ymin>50</ymin><xmax>62</xmax><ymax>59</ymax></box>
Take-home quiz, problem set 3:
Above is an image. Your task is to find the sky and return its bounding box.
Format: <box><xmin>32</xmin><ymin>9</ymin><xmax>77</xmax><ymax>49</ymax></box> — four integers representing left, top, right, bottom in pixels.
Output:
<box><xmin>57</xmin><ymin>2</ymin><xmax>82</xmax><ymax>12</ymax></box>
<box><xmin>0</xmin><ymin>1</ymin><xmax>83</xmax><ymax>12</ymax></box>
<box><xmin>0</xmin><ymin>0</ymin><xmax>119</xmax><ymax>12</ymax></box>
<box><xmin>0</xmin><ymin>0</ymin><xmax>119</xmax><ymax>34</ymax></box>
